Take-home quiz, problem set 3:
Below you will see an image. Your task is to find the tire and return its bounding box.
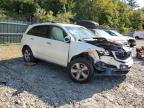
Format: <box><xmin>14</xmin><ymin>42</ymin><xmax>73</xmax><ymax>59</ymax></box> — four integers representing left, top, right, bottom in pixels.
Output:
<box><xmin>135</xmin><ymin>36</ymin><xmax>139</xmax><ymax>39</ymax></box>
<box><xmin>128</xmin><ymin>40</ymin><xmax>136</xmax><ymax>47</ymax></box>
<box><xmin>68</xmin><ymin>58</ymin><xmax>94</xmax><ymax>83</ymax></box>
<box><xmin>22</xmin><ymin>47</ymin><xmax>36</xmax><ymax>63</ymax></box>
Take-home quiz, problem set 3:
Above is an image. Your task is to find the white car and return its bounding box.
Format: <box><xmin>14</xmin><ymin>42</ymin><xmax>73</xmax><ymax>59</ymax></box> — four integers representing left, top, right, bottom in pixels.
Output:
<box><xmin>21</xmin><ymin>23</ymin><xmax>133</xmax><ymax>83</ymax></box>
<box><xmin>133</xmin><ymin>31</ymin><xmax>144</xmax><ymax>39</ymax></box>
<box><xmin>105</xmin><ymin>30</ymin><xmax>136</xmax><ymax>47</ymax></box>
<box><xmin>92</xmin><ymin>29</ymin><xmax>135</xmax><ymax>47</ymax></box>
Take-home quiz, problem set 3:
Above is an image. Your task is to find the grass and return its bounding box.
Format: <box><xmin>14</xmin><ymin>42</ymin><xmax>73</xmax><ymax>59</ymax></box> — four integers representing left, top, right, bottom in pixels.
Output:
<box><xmin>0</xmin><ymin>44</ymin><xmax>22</xmax><ymax>60</ymax></box>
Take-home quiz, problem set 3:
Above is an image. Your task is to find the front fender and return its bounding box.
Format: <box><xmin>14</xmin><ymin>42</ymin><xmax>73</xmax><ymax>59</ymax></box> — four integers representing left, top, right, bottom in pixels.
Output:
<box><xmin>69</xmin><ymin>41</ymin><xmax>104</xmax><ymax>62</ymax></box>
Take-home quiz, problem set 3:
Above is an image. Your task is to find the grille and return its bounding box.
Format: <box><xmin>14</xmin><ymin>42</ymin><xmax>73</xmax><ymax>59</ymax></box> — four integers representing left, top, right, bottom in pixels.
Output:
<box><xmin>114</xmin><ymin>51</ymin><xmax>131</xmax><ymax>60</ymax></box>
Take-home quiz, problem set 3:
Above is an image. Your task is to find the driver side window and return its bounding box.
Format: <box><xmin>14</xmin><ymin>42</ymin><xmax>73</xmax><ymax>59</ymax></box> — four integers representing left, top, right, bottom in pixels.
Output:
<box><xmin>50</xmin><ymin>26</ymin><xmax>66</xmax><ymax>41</ymax></box>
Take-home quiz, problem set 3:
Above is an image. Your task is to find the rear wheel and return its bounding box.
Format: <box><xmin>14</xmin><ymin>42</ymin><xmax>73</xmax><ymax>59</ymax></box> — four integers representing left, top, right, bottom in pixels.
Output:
<box><xmin>68</xmin><ymin>58</ymin><xmax>94</xmax><ymax>83</ymax></box>
<box><xmin>22</xmin><ymin>47</ymin><xmax>36</xmax><ymax>63</ymax></box>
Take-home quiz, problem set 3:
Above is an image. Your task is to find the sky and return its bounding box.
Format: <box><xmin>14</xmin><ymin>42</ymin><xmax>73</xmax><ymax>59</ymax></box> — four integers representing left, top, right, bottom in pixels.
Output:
<box><xmin>136</xmin><ymin>0</ymin><xmax>144</xmax><ymax>8</ymax></box>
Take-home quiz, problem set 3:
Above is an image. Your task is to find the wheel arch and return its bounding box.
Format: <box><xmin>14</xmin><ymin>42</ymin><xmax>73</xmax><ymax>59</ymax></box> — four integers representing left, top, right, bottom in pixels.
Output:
<box><xmin>22</xmin><ymin>45</ymin><xmax>31</xmax><ymax>54</ymax></box>
<box><xmin>69</xmin><ymin>52</ymin><xmax>95</xmax><ymax>65</ymax></box>
<box><xmin>135</xmin><ymin>36</ymin><xmax>140</xmax><ymax>39</ymax></box>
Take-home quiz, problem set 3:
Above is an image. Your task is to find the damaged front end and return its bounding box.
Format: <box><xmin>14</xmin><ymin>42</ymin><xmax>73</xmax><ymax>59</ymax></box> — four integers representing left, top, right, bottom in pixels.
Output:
<box><xmin>85</xmin><ymin>39</ymin><xmax>133</xmax><ymax>75</ymax></box>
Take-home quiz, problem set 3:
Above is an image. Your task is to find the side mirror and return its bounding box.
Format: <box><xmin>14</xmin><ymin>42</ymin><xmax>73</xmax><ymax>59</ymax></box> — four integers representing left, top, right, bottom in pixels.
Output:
<box><xmin>64</xmin><ymin>36</ymin><xmax>71</xmax><ymax>43</ymax></box>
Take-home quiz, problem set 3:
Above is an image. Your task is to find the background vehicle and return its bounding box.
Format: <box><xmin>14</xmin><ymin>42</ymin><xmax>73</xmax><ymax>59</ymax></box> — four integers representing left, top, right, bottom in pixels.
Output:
<box><xmin>91</xmin><ymin>29</ymin><xmax>130</xmax><ymax>47</ymax></box>
<box><xmin>133</xmin><ymin>31</ymin><xmax>144</xmax><ymax>39</ymax></box>
<box><xmin>77</xmin><ymin>20</ymin><xmax>131</xmax><ymax>47</ymax></box>
<box><xmin>77</xmin><ymin>20</ymin><xmax>99</xmax><ymax>29</ymax></box>
<box><xmin>126</xmin><ymin>32</ymin><xmax>134</xmax><ymax>37</ymax></box>
<box><xmin>21</xmin><ymin>23</ymin><xmax>133</xmax><ymax>83</ymax></box>
<box><xmin>105</xmin><ymin>30</ymin><xmax>136</xmax><ymax>47</ymax></box>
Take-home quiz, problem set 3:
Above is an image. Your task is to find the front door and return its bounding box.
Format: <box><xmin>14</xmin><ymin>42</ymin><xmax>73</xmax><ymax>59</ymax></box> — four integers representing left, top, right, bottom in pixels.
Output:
<box><xmin>42</xmin><ymin>25</ymin><xmax>70</xmax><ymax>66</ymax></box>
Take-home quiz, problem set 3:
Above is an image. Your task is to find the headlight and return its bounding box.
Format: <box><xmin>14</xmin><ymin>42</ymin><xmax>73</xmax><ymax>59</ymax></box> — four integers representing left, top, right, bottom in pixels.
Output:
<box><xmin>97</xmin><ymin>50</ymin><xmax>104</xmax><ymax>56</ymax></box>
<box><xmin>97</xmin><ymin>50</ymin><xmax>110</xmax><ymax>56</ymax></box>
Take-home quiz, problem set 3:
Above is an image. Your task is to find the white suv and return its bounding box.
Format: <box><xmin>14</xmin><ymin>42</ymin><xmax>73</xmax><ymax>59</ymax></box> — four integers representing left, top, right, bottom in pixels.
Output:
<box><xmin>21</xmin><ymin>23</ymin><xmax>133</xmax><ymax>83</ymax></box>
<box><xmin>105</xmin><ymin>30</ymin><xmax>136</xmax><ymax>47</ymax></box>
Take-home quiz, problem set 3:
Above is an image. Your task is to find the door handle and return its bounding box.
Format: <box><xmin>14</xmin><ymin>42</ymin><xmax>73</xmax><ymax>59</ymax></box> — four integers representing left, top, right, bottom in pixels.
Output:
<box><xmin>46</xmin><ymin>42</ymin><xmax>51</xmax><ymax>45</ymax></box>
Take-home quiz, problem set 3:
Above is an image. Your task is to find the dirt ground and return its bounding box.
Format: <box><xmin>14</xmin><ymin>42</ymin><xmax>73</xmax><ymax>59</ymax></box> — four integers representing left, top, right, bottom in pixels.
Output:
<box><xmin>0</xmin><ymin>40</ymin><xmax>144</xmax><ymax>108</ymax></box>
<box><xmin>0</xmin><ymin>44</ymin><xmax>21</xmax><ymax>60</ymax></box>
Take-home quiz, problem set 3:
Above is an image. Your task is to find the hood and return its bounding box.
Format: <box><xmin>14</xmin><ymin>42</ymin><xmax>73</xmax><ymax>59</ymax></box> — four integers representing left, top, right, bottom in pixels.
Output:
<box><xmin>105</xmin><ymin>35</ymin><xmax>135</xmax><ymax>41</ymax></box>
<box><xmin>121</xmin><ymin>35</ymin><xmax>135</xmax><ymax>40</ymax></box>
<box><xmin>84</xmin><ymin>38</ymin><xmax>123</xmax><ymax>51</ymax></box>
<box><xmin>105</xmin><ymin>36</ymin><xmax>126</xmax><ymax>41</ymax></box>
<box><xmin>98</xmin><ymin>36</ymin><xmax>129</xmax><ymax>46</ymax></box>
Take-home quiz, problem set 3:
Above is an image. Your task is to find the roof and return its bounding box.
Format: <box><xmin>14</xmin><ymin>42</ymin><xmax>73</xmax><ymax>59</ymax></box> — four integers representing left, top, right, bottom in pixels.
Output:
<box><xmin>29</xmin><ymin>22</ymin><xmax>82</xmax><ymax>28</ymax></box>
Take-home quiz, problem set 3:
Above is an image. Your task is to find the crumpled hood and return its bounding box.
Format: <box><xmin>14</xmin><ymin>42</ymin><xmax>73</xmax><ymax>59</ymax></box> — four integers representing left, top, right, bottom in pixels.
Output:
<box><xmin>84</xmin><ymin>38</ymin><xmax>123</xmax><ymax>51</ymax></box>
<box><xmin>84</xmin><ymin>38</ymin><xmax>132</xmax><ymax>52</ymax></box>
<box><xmin>95</xmin><ymin>35</ymin><xmax>128</xmax><ymax>45</ymax></box>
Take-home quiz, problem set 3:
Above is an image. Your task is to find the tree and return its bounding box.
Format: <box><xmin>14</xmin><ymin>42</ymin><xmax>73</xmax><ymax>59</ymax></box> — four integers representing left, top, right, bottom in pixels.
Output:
<box><xmin>0</xmin><ymin>0</ymin><xmax>37</xmax><ymax>20</ymax></box>
<box><xmin>131</xmin><ymin>9</ymin><xmax>144</xmax><ymax>30</ymax></box>
<box><xmin>34</xmin><ymin>7</ymin><xmax>54</xmax><ymax>22</ymax></box>
<box><xmin>0</xmin><ymin>0</ymin><xmax>143</xmax><ymax>32</ymax></box>
<box><xmin>0</xmin><ymin>9</ymin><xmax>7</xmax><ymax>19</ymax></box>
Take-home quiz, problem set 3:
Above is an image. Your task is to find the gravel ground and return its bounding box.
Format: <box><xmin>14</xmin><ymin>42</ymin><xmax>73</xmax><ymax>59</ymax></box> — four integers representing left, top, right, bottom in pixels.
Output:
<box><xmin>0</xmin><ymin>40</ymin><xmax>144</xmax><ymax>108</ymax></box>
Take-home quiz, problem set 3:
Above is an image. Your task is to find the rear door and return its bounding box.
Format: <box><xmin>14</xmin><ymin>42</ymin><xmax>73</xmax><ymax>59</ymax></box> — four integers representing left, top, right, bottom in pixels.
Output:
<box><xmin>26</xmin><ymin>25</ymin><xmax>50</xmax><ymax>58</ymax></box>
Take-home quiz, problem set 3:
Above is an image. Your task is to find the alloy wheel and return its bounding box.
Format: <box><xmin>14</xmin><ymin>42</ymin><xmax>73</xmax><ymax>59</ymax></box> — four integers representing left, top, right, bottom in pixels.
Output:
<box><xmin>71</xmin><ymin>63</ymin><xmax>89</xmax><ymax>81</ymax></box>
<box><xmin>24</xmin><ymin>50</ymin><xmax>31</xmax><ymax>62</ymax></box>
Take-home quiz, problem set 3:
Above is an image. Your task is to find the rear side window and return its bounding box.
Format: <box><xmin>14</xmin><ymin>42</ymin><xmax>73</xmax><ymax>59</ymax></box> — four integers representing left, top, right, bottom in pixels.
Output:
<box><xmin>27</xmin><ymin>25</ymin><xmax>50</xmax><ymax>38</ymax></box>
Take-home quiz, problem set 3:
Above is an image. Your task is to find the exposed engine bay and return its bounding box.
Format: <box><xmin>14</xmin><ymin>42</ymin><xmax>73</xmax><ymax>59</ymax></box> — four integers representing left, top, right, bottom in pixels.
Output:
<box><xmin>84</xmin><ymin>38</ymin><xmax>133</xmax><ymax>75</ymax></box>
<box><xmin>85</xmin><ymin>38</ymin><xmax>132</xmax><ymax>59</ymax></box>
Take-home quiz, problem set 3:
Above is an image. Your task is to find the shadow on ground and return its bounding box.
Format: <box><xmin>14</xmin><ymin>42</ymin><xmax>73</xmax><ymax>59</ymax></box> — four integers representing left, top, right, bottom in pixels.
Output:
<box><xmin>133</xmin><ymin>57</ymin><xmax>144</xmax><ymax>66</ymax></box>
<box><xmin>0</xmin><ymin>57</ymin><xmax>126</xmax><ymax>107</ymax></box>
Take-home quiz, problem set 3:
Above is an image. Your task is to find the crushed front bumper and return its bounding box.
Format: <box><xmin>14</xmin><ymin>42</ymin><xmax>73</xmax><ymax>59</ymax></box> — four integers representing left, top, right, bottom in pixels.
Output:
<box><xmin>94</xmin><ymin>55</ymin><xmax>133</xmax><ymax>75</ymax></box>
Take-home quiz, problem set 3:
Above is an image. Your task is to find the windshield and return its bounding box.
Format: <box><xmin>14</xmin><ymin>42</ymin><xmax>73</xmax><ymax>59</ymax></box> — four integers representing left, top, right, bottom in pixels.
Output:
<box><xmin>65</xmin><ymin>26</ymin><xmax>95</xmax><ymax>40</ymax></box>
<box><xmin>109</xmin><ymin>30</ymin><xmax>123</xmax><ymax>36</ymax></box>
<box><xmin>94</xmin><ymin>29</ymin><xmax>112</xmax><ymax>37</ymax></box>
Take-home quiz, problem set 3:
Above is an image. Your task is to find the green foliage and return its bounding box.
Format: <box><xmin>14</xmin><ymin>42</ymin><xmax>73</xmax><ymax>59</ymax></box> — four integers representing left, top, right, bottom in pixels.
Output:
<box><xmin>34</xmin><ymin>7</ymin><xmax>54</xmax><ymax>22</ymax></box>
<box><xmin>0</xmin><ymin>0</ymin><xmax>143</xmax><ymax>32</ymax></box>
<box><xmin>0</xmin><ymin>9</ymin><xmax>7</xmax><ymax>19</ymax></box>
<box><xmin>56</xmin><ymin>11</ymin><xmax>74</xmax><ymax>23</ymax></box>
<box><xmin>34</xmin><ymin>7</ymin><xmax>74</xmax><ymax>23</ymax></box>
<box><xmin>0</xmin><ymin>0</ymin><xmax>37</xmax><ymax>20</ymax></box>
<box><xmin>131</xmin><ymin>9</ymin><xmax>144</xmax><ymax>31</ymax></box>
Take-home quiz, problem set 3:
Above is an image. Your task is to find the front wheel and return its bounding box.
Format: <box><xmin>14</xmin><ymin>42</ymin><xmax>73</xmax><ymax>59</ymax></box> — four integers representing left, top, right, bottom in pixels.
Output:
<box><xmin>135</xmin><ymin>36</ymin><xmax>140</xmax><ymax>39</ymax></box>
<box><xmin>68</xmin><ymin>58</ymin><xmax>94</xmax><ymax>83</ymax></box>
<box><xmin>128</xmin><ymin>40</ymin><xmax>136</xmax><ymax>47</ymax></box>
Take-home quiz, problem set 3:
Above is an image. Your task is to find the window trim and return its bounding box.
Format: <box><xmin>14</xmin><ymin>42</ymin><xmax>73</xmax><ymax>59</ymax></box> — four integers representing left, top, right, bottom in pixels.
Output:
<box><xmin>26</xmin><ymin>25</ymin><xmax>68</xmax><ymax>41</ymax></box>
<box><xmin>26</xmin><ymin>25</ymin><xmax>50</xmax><ymax>38</ymax></box>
